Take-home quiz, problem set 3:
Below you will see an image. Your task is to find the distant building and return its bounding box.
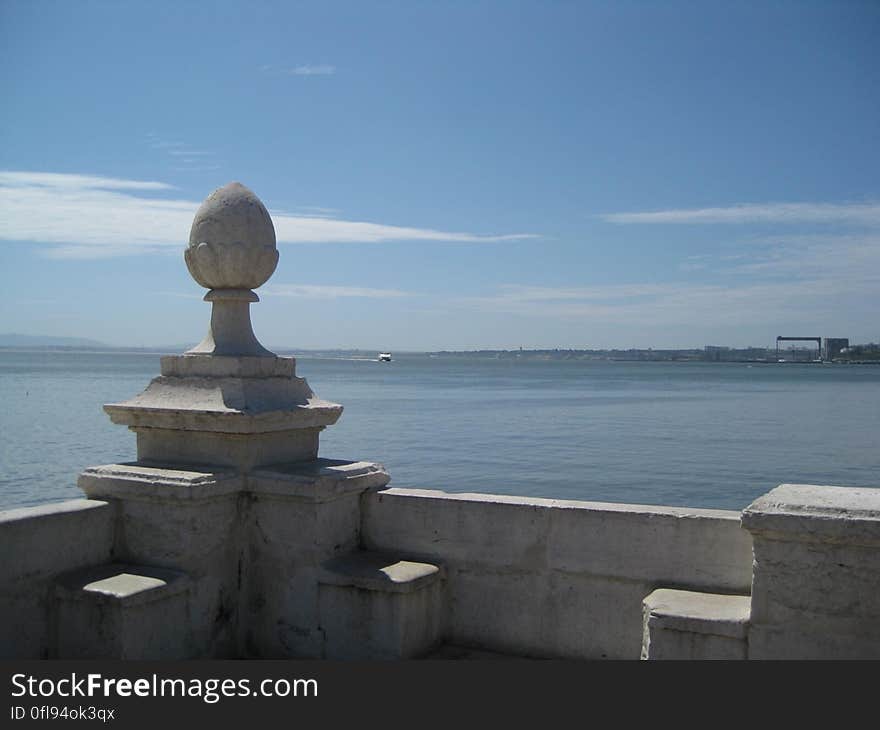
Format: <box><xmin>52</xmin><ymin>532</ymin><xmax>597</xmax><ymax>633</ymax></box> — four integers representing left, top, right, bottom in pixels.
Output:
<box><xmin>704</xmin><ymin>345</ymin><xmax>729</xmax><ymax>362</ymax></box>
<box><xmin>704</xmin><ymin>345</ymin><xmax>771</xmax><ymax>362</ymax></box>
<box><xmin>823</xmin><ymin>338</ymin><xmax>849</xmax><ymax>361</ymax></box>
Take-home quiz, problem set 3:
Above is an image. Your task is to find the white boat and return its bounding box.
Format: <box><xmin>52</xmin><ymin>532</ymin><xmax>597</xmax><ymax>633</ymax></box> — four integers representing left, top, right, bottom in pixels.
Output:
<box><xmin>378</xmin><ymin>352</ymin><xmax>392</xmax><ymax>362</ymax></box>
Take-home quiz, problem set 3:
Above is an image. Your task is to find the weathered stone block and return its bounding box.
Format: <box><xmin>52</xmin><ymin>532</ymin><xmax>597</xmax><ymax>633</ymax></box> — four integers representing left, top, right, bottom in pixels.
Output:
<box><xmin>317</xmin><ymin>551</ymin><xmax>445</xmax><ymax>659</ymax></box>
<box><xmin>55</xmin><ymin>564</ymin><xmax>192</xmax><ymax>659</ymax></box>
<box><xmin>641</xmin><ymin>588</ymin><xmax>750</xmax><ymax>660</ymax></box>
<box><xmin>78</xmin><ymin>463</ymin><xmax>246</xmax><ymax>657</ymax></box>
<box><xmin>742</xmin><ymin>484</ymin><xmax>880</xmax><ymax>659</ymax></box>
<box><xmin>0</xmin><ymin>500</ymin><xmax>115</xmax><ymax>659</ymax></box>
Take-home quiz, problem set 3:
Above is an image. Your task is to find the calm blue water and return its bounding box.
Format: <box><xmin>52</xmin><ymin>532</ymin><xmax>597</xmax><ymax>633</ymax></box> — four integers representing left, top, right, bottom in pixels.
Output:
<box><xmin>1</xmin><ymin>350</ymin><xmax>878</xmax><ymax>511</ymax></box>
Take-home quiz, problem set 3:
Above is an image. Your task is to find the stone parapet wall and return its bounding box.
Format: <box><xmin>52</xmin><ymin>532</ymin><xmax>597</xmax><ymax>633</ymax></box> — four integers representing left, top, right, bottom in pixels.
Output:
<box><xmin>362</xmin><ymin>488</ymin><xmax>753</xmax><ymax>659</ymax></box>
<box><xmin>0</xmin><ymin>499</ymin><xmax>116</xmax><ymax>658</ymax></box>
<box><xmin>0</xmin><ymin>487</ymin><xmax>752</xmax><ymax>660</ymax></box>
<box><xmin>5</xmin><ymin>482</ymin><xmax>880</xmax><ymax>660</ymax></box>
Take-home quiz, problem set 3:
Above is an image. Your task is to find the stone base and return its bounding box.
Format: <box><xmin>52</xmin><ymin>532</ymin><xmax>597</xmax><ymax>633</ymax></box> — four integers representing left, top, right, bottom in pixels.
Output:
<box><xmin>641</xmin><ymin>589</ymin><xmax>750</xmax><ymax>660</ymax></box>
<box><xmin>135</xmin><ymin>427</ymin><xmax>320</xmax><ymax>470</ymax></box>
<box><xmin>76</xmin><ymin>458</ymin><xmax>392</xmax><ymax>659</ymax></box>
<box><xmin>317</xmin><ymin>551</ymin><xmax>445</xmax><ymax>660</ymax></box>
<box><xmin>54</xmin><ymin>564</ymin><xmax>192</xmax><ymax>659</ymax></box>
<box><xmin>102</xmin><ymin>353</ymin><xmax>343</xmax><ymax>471</ymax></box>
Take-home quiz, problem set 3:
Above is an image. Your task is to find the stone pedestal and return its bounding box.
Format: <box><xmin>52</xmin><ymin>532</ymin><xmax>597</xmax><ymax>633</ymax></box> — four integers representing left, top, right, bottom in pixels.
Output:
<box><xmin>741</xmin><ymin>483</ymin><xmax>880</xmax><ymax>659</ymax></box>
<box><xmin>239</xmin><ymin>460</ymin><xmax>392</xmax><ymax>658</ymax></box>
<box><xmin>78</xmin><ymin>463</ymin><xmax>247</xmax><ymax>657</ymax></box>
<box><xmin>70</xmin><ymin>182</ymin><xmax>397</xmax><ymax>659</ymax></box>
<box><xmin>104</xmin><ymin>354</ymin><xmax>342</xmax><ymax>471</ymax></box>
<box><xmin>78</xmin><ymin>459</ymin><xmax>390</xmax><ymax>658</ymax></box>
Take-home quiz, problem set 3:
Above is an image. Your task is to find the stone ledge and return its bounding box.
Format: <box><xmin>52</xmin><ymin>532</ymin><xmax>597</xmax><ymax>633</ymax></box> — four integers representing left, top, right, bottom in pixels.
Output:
<box><xmin>55</xmin><ymin>563</ymin><xmax>190</xmax><ymax>608</ymax></box>
<box><xmin>742</xmin><ymin>484</ymin><xmax>880</xmax><ymax>546</ymax></box>
<box><xmin>105</xmin><ymin>398</ymin><xmax>342</xmax><ymax>434</ymax></box>
<box><xmin>250</xmin><ymin>459</ymin><xmax>390</xmax><ymax>502</ymax></box>
<box><xmin>372</xmin><ymin>487</ymin><xmax>744</xmax><ymax>521</ymax></box>
<box><xmin>643</xmin><ymin>588</ymin><xmax>751</xmax><ymax>639</ymax></box>
<box><xmin>0</xmin><ymin>499</ymin><xmax>110</xmax><ymax>526</ymax></box>
<box><xmin>77</xmin><ymin>459</ymin><xmax>389</xmax><ymax>504</ymax></box>
<box><xmin>318</xmin><ymin>551</ymin><xmax>443</xmax><ymax>594</ymax></box>
<box><xmin>78</xmin><ymin>462</ymin><xmax>244</xmax><ymax>503</ymax></box>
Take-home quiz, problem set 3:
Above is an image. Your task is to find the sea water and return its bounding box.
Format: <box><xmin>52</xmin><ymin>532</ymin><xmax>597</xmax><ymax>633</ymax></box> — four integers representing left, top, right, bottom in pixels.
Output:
<box><xmin>1</xmin><ymin>350</ymin><xmax>878</xmax><ymax>511</ymax></box>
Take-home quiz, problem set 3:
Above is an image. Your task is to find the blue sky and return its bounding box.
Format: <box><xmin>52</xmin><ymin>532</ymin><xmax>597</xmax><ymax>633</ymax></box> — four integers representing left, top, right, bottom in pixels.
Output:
<box><xmin>1</xmin><ymin>0</ymin><xmax>878</xmax><ymax>350</ymax></box>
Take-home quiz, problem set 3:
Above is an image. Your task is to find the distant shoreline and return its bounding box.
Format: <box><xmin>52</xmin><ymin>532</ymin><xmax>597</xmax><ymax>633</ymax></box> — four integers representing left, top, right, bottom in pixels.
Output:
<box><xmin>1</xmin><ymin>345</ymin><xmax>878</xmax><ymax>365</ymax></box>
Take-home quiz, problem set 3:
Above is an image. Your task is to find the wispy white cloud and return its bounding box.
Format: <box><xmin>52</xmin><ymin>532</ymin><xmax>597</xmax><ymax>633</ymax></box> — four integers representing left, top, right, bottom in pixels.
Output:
<box><xmin>462</xmin><ymin>216</ymin><xmax>880</xmax><ymax>327</ymax></box>
<box><xmin>270</xmin><ymin>215</ymin><xmax>536</xmax><ymax>245</ymax></box>
<box><xmin>0</xmin><ymin>171</ymin><xmax>172</xmax><ymax>192</ymax></box>
<box><xmin>729</xmin><ymin>234</ymin><xmax>880</xmax><ymax>281</ymax></box>
<box><xmin>599</xmin><ymin>200</ymin><xmax>880</xmax><ymax>326</ymax></box>
<box><xmin>668</xmin><ymin>232</ymin><xmax>880</xmax><ymax>284</ymax></box>
<box><xmin>263</xmin><ymin>284</ymin><xmax>410</xmax><ymax>299</ymax></box>
<box><xmin>260</xmin><ymin>64</ymin><xmax>336</xmax><ymax>76</ymax></box>
<box><xmin>460</xmin><ymin>277</ymin><xmax>878</xmax><ymax>328</ymax></box>
<box><xmin>0</xmin><ymin>171</ymin><xmax>537</xmax><ymax>257</ymax></box>
<box><xmin>287</xmin><ymin>64</ymin><xmax>335</xmax><ymax>76</ymax></box>
<box><xmin>165</xmin><ymin>149</ymin><xmax>214</xmax><ymax>158</ymax></box>
<box><xmin>602</xmin><ymin>201</ymin><xmax>880</xmax><ymax>226</ymax></box>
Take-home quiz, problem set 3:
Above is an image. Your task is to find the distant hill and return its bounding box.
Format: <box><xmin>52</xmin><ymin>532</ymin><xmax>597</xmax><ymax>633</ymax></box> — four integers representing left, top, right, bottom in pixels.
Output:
<box><xmin>0</xmin><ymin>333</ymin><xmax>111</xmax><ymax>349</ymax></box>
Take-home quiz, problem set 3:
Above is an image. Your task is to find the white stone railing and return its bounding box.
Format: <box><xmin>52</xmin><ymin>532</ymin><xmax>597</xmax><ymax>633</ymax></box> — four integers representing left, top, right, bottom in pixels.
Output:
<box><xmin>0</xmin><ymin>488</ymin><xmax>752</xmax><ymax>659</ymax></box>
<box><xmin>362</xmin><ymin>488</ymin><xmax>752</xmax><ymax>659</ymax></box>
